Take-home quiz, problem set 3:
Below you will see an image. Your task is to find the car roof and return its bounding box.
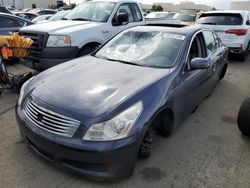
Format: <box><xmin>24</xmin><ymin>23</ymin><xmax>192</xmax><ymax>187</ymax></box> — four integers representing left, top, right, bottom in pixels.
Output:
<box><xmin>0</xmin><ymin>12</ymin><xmax>33</xmax><ymax>22</ymax></box>
<box><xmin>133</xmin><ymin>24</ymin><xmax>203</xmax><ymax>36</ymax></box>
<box><xmin>14</xmin><ymin>11</ymin><xmax>38</xmax><ymax>15</ymax></box>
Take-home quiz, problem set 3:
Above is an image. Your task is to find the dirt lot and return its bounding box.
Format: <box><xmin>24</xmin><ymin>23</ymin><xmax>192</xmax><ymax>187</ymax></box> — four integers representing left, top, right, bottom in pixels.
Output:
<box><xmin>0</xmin><ymin>56</ymin><xmax>250</xmax><ymax>188</ymax></box>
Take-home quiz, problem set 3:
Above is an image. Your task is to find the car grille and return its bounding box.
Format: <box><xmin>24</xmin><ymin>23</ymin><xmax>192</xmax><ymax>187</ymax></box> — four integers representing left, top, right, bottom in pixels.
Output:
<box><xmin>23</xmin><ymin>99</ymin><xmax>81</xmax><ymax>137</ymax></box>
<box><xmin>20</xmin><ymin>32</ymin><xmax>47</xmax><ymax>51</ymax></box>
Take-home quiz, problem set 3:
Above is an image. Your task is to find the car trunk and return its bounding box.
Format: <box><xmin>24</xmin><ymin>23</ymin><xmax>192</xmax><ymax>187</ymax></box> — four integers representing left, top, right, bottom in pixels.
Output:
<box><xmin>197</xmin><ymin>13</ymin><xmax>244</xmax><ymax>44</ymax></box>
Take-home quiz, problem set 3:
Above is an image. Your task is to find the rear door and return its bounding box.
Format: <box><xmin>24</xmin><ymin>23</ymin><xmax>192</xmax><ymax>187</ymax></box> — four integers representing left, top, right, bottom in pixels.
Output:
<box><xmin>202</xmin><ymin>30</ymin><xmax>225</xmax><ymax>88</ymax></box>
<box><xmin>197</xmin><ymin>13</ymin><xmax>244</xmax><ymax>45</ymax></box>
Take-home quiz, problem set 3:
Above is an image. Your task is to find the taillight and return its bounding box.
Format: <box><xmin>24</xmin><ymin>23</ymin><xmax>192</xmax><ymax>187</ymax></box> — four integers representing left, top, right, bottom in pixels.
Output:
<box><xmin>225</xmin><ymin>29</ymin><xmax>248</xmax><ymax>36</ymax></box>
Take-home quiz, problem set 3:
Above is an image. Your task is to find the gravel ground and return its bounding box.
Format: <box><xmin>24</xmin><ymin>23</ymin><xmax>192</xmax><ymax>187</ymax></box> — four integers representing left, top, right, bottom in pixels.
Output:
<box><xmin>0</xmin><ymin>56</ymin><xmax>250</xmax><ymax>188</ymax></box>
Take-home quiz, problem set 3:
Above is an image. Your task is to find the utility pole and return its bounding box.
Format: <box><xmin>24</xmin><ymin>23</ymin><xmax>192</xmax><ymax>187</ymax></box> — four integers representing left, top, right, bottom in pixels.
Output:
<box><xmin>1</xmin><ymin>0</ymin><xmax>4</xmax><ymax>6</ymax></box>
<box><xmin>12</xmin><ymin>0</ymin><xmax>15</xmax><ymax>8</ymax></box>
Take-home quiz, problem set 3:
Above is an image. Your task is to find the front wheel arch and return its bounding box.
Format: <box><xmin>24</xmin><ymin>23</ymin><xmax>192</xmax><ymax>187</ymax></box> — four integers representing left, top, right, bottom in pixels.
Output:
<box><xmin>77</xmin><ymin>42</ymin><xmax>101</xmax><ymax>57</ymax></box>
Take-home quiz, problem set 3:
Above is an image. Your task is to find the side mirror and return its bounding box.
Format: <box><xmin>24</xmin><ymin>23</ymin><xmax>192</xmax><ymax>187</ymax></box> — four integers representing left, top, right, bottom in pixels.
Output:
<box><xmin>190</xmin><ymin>58</ymin><xmax>211</xmax><ymax>70</ymax></box>
<box><xmin>246</xmin><ymin>20</ymin><xmax>250</xmax><ymax>25</ymax></box>
<box><xmin>117</xmin><ymin>12</ymin><xmax>129</xmax><ymax>25</ymax></box>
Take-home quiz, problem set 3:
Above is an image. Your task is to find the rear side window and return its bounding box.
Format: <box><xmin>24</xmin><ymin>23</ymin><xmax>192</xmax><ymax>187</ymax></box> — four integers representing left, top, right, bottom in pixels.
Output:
<box><xmin>131</xmin><ymin>3</ymin><xmax>143</xmax><ymax>22</ymax></box>
<box><xmin>197</xmin><ymin>13</ymin><xmax>243</xmax><ymax>25</ymax></box>
<box><xmin>203</xmin><ymin>31</ymin><xmax>216</xmax><ymax>56</ymax></box>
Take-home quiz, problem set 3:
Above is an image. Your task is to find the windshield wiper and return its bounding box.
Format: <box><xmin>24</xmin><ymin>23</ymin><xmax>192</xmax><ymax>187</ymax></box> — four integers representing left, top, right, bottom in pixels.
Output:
<box><xmin>71</xmin><ymin>18</ymin><xmax>92</xmax><ymax>21</ymax></box>
<box><xmin>105</xmin><ymin>58</ymin><xmax>149</xmax><ymax>67</ymax></box>
<box><xmin>200</xmin><ymin>22</ymin><xmax>217</xmax><ymax>25</ymax></box>
<box><xmin>61</xmin><ymin>18</ymin><xmax>68</xmax><ymax>20</ymax></box>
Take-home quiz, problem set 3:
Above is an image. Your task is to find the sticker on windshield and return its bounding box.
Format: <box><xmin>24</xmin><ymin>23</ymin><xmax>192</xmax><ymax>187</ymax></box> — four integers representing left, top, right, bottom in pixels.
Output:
<box><xmin>163</xmin><ymin>33</ymin><xmax>185</xmax><ymax>40</ymax></box>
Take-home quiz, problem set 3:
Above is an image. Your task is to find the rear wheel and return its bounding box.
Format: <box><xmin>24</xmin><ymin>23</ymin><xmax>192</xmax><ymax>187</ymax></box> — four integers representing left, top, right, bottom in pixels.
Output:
<box><xmin>238</xmin><ymin>97</ymin><xmax>250</xmax><ymax>136</ymax></box>
<box><xmin>219</xmin><ymin>64</ymin><xmax>227</xmax><ymax>80</ymax></box>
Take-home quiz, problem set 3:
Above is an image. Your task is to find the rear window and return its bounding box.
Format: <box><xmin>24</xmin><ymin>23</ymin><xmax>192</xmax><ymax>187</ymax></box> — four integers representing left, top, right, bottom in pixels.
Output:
<box><xmin>197</xmin><ymin>13</ymin><xmax>243</xmax><ymax>25</ymax></box>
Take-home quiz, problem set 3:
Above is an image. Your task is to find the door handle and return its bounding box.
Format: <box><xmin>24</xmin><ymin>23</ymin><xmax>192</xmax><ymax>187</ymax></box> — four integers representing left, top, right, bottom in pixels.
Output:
<box><xmin>102</xmin><ymin>30</ymin><xmax>110</xmax><ymax>34</ymax></box>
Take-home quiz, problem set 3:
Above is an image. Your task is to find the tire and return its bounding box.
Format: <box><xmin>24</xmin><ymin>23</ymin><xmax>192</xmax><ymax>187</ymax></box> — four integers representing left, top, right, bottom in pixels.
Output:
<box><xmin>239</xmin><ymin>51</ymin><xmax>247</xmax><ymax>62</ymax></box>
<box><xmin>239</xmin><ymin>41</ymin><xmax>250</xmax><ymax>62</ymax></box>
<box><xmin>77</xmin><ymin>46</ymin><xmax>98</xmax><ymax>57</ymax></box>
<box><xmin>237</xmin><ymin>97</ymin><xmax>250</xmax><ymax>136</ymax></box>
<box><xmin>138</xmin><ymin>126</ymin><xmax>153</xmax><ymax>158</ymax></box>
<box><xmin>158</xmin><ymin>113</ymin><xmax>174</xmax><ymax>138</ymax></box>
<box><xmin>219</xmin><ymin>64</ymin><xmax>227</xmax><ymax>80</ymax></box>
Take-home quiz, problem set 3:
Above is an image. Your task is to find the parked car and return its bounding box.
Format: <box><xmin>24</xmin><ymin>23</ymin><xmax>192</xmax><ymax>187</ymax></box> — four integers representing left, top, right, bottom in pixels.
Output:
<box><xmin>145</xmin><ymin>11</ymin><xmax>176</xmax><ymax>19</ymax></box>
<box><xmin>20</xmin><ymin>0</ymin><xmax>181</xmax><ymax>71</ymax></box>
<box><xmin>173</xmin><ymin>13</ymin><xmax>196</xmax><ymax>25</ymax></box>
<box><xmin>14</xmin><ymin>12</ymin><xmax>38</xmax><ymax>21</ymax></box>
<box><xmin>32</xmin><ymin>14</ymin><xmax>53</xmax><ymax>23</ymax></box>
<box><xmin>36</xmin><ymin>9</ymin><xmax>57</xmax><ymax>15</ymax></box>
<box><xmin>238</xmin><ymin>97</ymin><xmax>250</xmax><ymax>136</ymax></box>
<box><xmin>197</xmin><ymin>10</ymin><xmax>250</xmax><ymax>61</ymax></box>
<box><xmin>16</xmin><ymin>25</ymin><xmax>228</xmax><ymax>180</ymax></box>
<box><xmin>19</xmin><ymin>0</ymin><xmax>146</xmax><ymax>71</ymax></box>
<box><xmin>36</xmin><ymin>10</ymin><xmax>71</xmax><ymax>24</ymax></box>
<box><xmin>0</xmin><ymin>13</ymin><xmax>33</xmax><ymax>35</ymax></box>
<box><xmin>0</xmin><ymin>6</ymin><xmax>13</xmax><ymax>14</ymax></box>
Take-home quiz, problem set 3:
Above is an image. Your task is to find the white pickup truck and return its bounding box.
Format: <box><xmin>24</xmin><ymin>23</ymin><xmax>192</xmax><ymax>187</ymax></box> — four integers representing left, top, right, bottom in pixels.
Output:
<box><xmin>20</xmin><ymin>0</ymin><xmax>180</xmax><ymax>70</ymax></box>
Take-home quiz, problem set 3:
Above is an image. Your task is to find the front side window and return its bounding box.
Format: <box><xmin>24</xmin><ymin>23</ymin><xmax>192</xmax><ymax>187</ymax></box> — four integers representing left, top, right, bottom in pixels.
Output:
<box><xmin>113</xmin><ymin>3</ymin><xmax>134</xmax><ymax>24</ymax></box>
<box><xmin>95</xmin><ymin>30</ymin><xmax>184</xmax><ymax>68</ymax></box>
<box><xmin>64</xmin><ymin>2</ymin><xmax>116</xmax><ymax>22</ymax></box>
<box><xmin>203</xmin><ymin>31</ymin><xmax>216</xmax><ymax>56</ymax></box>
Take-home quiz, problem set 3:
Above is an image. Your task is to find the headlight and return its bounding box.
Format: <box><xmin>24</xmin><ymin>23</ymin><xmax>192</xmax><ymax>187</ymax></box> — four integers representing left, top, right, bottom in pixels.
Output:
<box><xmin>46</xmin><ymin>35</ymin><xmax>71</xmax><ymax>47</ymax></box>
<box><xmin>18</xmin><ymin>77</ymin><xmax>33</xmax><ymax>106</ymax></box>
<box><xmin>83</xmin><ymin>101</ymin><xmax>143</xmax><ymax>141</ymax></box>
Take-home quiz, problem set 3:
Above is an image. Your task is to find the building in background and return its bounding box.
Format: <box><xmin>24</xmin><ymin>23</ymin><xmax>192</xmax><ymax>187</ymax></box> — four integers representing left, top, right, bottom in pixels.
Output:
<box><xmin>140</xmin><ymin>1</ymin><xmax>211</xmax><ymax>12</ymax></box>
<box><xmin>230</xmin><ymin>1</ymin><xmax>250</xmax><ymax>11</ymax></box>
<box><xmin>0</xmin><ymin>0</ymin><xmax>67</xmax><ymax>9</ymax></box>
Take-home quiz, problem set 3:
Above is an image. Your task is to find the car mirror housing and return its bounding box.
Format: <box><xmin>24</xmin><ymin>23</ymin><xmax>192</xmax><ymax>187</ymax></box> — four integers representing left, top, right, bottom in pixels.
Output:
<box><xmin>246</xmin><ymin>20</ymin><xmax>250</xmax><ymax>25</ymax></box>
<box><xmin>190</xmin><ymin>58</ymin><xmax>211</xmax><ymax>70</ymax></box>
<box><xmin>117</xmin><ymin>12</ymin><xmax>129</xmax><ymax>25</ymax></box>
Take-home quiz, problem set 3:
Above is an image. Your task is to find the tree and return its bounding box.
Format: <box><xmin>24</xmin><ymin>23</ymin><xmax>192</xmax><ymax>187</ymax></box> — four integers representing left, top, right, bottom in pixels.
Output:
<box><xmin>152</xmin><ymin>5</ymin><xmax>163</xmax><ymax>11</ymax></box>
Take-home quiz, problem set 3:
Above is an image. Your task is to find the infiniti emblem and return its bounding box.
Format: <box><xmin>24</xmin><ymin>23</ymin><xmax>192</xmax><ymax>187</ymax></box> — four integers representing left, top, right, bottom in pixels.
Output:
<box><xmin>37</xmin><ymin>114</ymin><xmax>43</xmax><ymax>122</ymax></box>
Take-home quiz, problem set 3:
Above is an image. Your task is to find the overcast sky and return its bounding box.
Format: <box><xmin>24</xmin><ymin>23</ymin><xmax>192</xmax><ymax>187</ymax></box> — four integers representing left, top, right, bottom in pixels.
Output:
<box><xmin>67</xmin><ymin>0</ymin><xmax>243</xmax><ymax>9</ymax></box>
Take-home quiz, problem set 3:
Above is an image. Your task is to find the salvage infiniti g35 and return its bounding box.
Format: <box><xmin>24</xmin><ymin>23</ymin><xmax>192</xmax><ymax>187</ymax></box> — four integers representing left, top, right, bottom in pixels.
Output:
<box><xmin>16</xmin><ymin>25</ymin><xmax>228</xmax><ymax>180</ymax></box>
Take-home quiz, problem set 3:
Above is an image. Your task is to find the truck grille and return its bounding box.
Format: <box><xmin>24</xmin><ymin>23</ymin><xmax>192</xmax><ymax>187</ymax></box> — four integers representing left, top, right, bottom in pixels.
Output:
<box><xmin>20</xmin><ymin>32</ymin><xmax>47</xmax><ymax>51</ymax></box>
<box><xmin>23</xmin><ymin>99</ymin><xmax>81</xmax><ymax>137</ymax></box>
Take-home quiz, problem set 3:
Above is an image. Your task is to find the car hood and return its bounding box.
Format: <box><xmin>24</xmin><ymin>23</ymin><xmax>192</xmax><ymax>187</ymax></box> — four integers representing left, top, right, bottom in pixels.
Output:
<box><xmin>29</xmin><ymin>56</ymin><xmax>170</xmax><ymax>118</ymax></box>
<box><xmin>20</xmin><ymin>20</ymin><xmax>101</xmax><ymax>34</ymax></box>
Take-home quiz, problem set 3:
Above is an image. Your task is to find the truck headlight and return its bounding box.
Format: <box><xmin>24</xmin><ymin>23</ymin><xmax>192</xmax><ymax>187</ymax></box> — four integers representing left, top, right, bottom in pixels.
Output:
<box><xmin>83</xmin><ymin>101</ymin><xmax>143</xmax><ymax>141</ymax></box>
<box><xmin>18</xmin><ymin>77</ymin><xmax>34</xmax><ymax>106</ymax></box>
<box><xmin>46</xmin><ymin>35</ymin><xmax>71</xmax><ymax>47</ymax></box>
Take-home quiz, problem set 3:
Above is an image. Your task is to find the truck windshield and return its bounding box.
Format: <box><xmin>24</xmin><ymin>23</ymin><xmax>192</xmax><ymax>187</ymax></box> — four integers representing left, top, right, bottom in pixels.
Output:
<box><xmin>64</xmin><ymin>2</ymin><xmax>116</xmax><ymax>22</ymax></box>
<box><xmin>95</xmin><ymin>30</ymin><xmax>185</xmax><ymax>68</ymax></box>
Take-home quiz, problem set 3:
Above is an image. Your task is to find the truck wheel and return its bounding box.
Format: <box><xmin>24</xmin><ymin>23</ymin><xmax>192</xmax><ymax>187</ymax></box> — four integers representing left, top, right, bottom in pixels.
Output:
<box><xmin>138</xmin><ymin>126</ymin><xmax>153</xmax><ymax>158</ymax></box>
<box><xmin>77</xmin><ymin>46</ymin><xmax>97</xmax><ymax>57</ymax></box>
<box><xmin>158</xmin><ymin>113</ymin><xmax>174</xmax><ymax>137</ymax></box>
<box><xmin>238</xmin><ymin>97</ymin><xmax>250</xmax><ymax>136</ymax></box>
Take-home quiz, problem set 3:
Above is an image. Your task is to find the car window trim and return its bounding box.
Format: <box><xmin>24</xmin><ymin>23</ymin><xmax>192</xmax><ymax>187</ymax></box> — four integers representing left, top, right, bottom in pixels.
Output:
<box><xmin>184</xmin><ymin>30</ymin><xmax>204</xmax><ymax>71</ymax></box>
<box><xmin>130</xmin><ymin>3</ymin><xmax>143</xmax><ymax>22</ymax></box>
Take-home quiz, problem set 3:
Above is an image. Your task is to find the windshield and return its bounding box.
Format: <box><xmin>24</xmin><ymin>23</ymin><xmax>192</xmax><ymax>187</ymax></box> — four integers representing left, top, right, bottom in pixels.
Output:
<box><xmin>197</xmin><ymin>13</ymin><xmax>243</xmax><ymax>25</ymax></box>
<box><xmin>95</xmin><ymin>30</ymin><xmax>184</xmax><ymax>68</ymax></box>
<box><xmin>64</xmin><ymin>2</ymin><xmax>116</xmax><ymax>22</ymax></box>
<box><xmin>49</xmin><ymin>10</ymin><xmax>70</xmax><ymax>21</ymax></box>
<box><xmin>146</xmin><ymin>12</ymin><xmax>168</xmax><ymax>19</ymax></box>
<box><xmin>173</xmin><ymin>13</ymin><xmax>196</xmax><ymax>22</ymax></box>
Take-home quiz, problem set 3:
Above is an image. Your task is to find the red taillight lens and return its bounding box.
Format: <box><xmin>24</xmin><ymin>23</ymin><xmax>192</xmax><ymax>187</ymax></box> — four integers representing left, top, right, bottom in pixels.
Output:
<box><xmin>225</xmin><ymin>29</ymin><xmax>248</xmax><ymax>36</ymax></box>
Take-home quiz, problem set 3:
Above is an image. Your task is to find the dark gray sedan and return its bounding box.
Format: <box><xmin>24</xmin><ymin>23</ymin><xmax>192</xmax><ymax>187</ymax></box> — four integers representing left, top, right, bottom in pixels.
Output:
<box><xmin>0</xmin><ymin>13</ymin><xmax>33</xmax><ymax>35</ymax></box>
<box><xmin>16</xmin><ymin>25</ymin><xmax>228</xmax><ymax>180</ymax></box>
